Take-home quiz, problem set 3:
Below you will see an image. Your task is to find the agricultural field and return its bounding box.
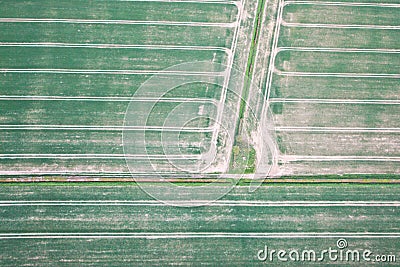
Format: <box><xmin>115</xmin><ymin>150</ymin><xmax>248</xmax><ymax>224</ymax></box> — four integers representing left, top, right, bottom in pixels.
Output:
<box><xmin>0</xmin><ymin>184</ymin><xmax>399</xmax><ymax>265</ymax></box>
<box><xmin>0</xmin><ymin>0</ymin><xmax>249</xmax><ymax>176</ymax></box>
<box><xmin>265</xmin><ymin>0</ymin><xmax>400</xmax><ymax>175</ymax></box>
<box><xmin>0</xmin><ymin>0</ymin><xmax>400</xmax><ymax>265</ymax></box>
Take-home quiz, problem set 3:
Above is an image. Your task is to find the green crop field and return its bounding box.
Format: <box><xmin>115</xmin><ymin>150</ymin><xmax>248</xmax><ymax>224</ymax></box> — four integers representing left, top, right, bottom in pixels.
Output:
<box><xmin>272</xmin><ymin>103</ymin><xmax>400</xmax><ymax>127</ymax></box>
<box><xmin>1</xmin><ymin>46</ymin><xmax>228</xmax><ymax>70</ymax></box>
<box><xmin>267</xmin><ymin>0</ymin><xmax>400</xmax><ymax>175</ymax></box>
<box><xmin>0</xmin><ymin>184</ymin><xmax>399</xmax><ymax>265</ymax></box>
<box><xmin>1</xmin><ymin>23</ymin><xmax>234</xmax><ymax>46</ymax></box>
<box><xmin>0</xmin><ymin>0</ymin><xmax>242</xmax><ymax>176</ymax></box>
<box><xmin>275</xmin><ymin>50</ymin><xmax>400</xmax><ymax>74</ymax></box>
<box><xmin>0</xmin><ymin>0</ymin><xmax>399</xmax><ymax>265</ymax></box>
<box><xmin>283</xmin><ymin>4</ymin><xmax>399</xmax><ymax>25</ymax></box>
<box><xmin>271</xmin><ymin>76</ymin><xmax>400</xmax><ymax>99</ymax></box>
<box><xmin>0</xmin><ymin>0</ymin><xmax>238</xmax><ymax>22</ymax></box>
<box><xmin>279</xmin><ymin>28</ymin><xmax>400</xmax><ymax>49</ymax></box>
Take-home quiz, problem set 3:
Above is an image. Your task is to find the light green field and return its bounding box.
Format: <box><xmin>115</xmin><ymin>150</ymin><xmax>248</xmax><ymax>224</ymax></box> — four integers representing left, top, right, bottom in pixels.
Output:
<box><xmin>1</xmin><ymin>202</ymin><xmax>399</xmax><ymax>233</ymax></box>
<box><xmin>1</xmin><ymin>0</ymin><xmax>399</xmax><ymax>264</ymax></box>
<box><xmin>0</xmin><ymin>0</ymin><xmax>236</xmax><ymax>177</ymax></box>
<box><xmin>283</xmin><ymin>4</ymin><xmax>400</xmax><ymax>25</ymax></box>
<box><xmin>0</xmin><ymin>23</ymin><xmax>234</xmax><ymax>47</ymax></box>
<box><xmin>132</xmin><ymin>101</ymin><xmax>217</xmax><ymax>126</ymax></box>
<box><xmin>0</xmin><ymin>130</ymin><xmax>211</xmax><ymax>155</ymax></box>
<box><xmin>0</xmin><ymin>158</ymin><xmax>128</xmax><ymax>173</ymax></box>
<box><xmin>286</xmin><ymin>0</ymin><xmax>400</xmax><ymax>2</ymax></box>
<box><xmin>0</xmin><ymin>99</ymin><xmax>217</xmax><ymax>124</ymax></box>
<box><xmin>271</xmin><ymin>76</ymin><xmax>400</xmax><ymax>100</ymax></box>
<box><xmin>0</xmin><ymin>47</ymin><xmax>228</xmax><ymax>70</ymax></box>
<box><xmin>0</xmin><ymin>74</ymin><xmax>223</xmax><ymax>99</ymax></box>
<box><xmin>1</xmin><ymin>130</ymin><xmax>123</xmax><ymax>154</ymax></box>
<box><xmin>282</xmin><ymin>161</ymin><xmax>400</xmax><ymax>175</ymax></box>
<box><xmin>277</xmin><ymin>132</ymin><xmax>400</xmax><ymax>156</ymax></box>
<box><xmin>0</xmin><ymin>100</ymin><xmax>127</xmax><ymax>125</ymax></box>
<box><xmin>3</xmin><ymin>184</ymin><xmax>400</xmax><ymax>201</ymax></box>
<box><xmin>1</xmin><ymin>237</ymin><xmax>398</xmax><ymax>266</ymax></box>
<box><xmin>269</xmin><ymin>0</ymin><xmax>400</xmax><ymax>177</ymax></box>
<box><xmin>279</xmin><ymin>27</ymin><xmax>400</xmax><ymax>49</ymax></box>
<box><xmin>275</xmin><ymin>50</ymin><xmax>400</xmax><ymax>74</ymax></box>
<box><xmin>1</xmin><ymin>184</ymin><xmax>400</xmax><ymax>232</ymax></box>
<box><xmin>272</xmin><ymin>103</ymin><xmax>400</xmax><ymax>128</ymax></box>
<box><xmin>0</xmin><ymin>0</ymin><xmax>238</xmax><ymax>23</ymax></box>
<box><xmin>0</xmin><ymin>157</ymin><xmax>210</xmax><ymax>173</ymax></box>
<box><xmin>0</xmin><ymin>185</ymin><xmax>398</xmax><ymax>265</ymax></box>
<box><xmin>0</xmin><ymin>97</ymin><xmax>216</xmax><ymax>162</ymax></box>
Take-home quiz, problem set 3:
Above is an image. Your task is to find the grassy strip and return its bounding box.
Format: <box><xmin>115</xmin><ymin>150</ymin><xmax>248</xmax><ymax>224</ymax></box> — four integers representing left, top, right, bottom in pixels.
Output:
<box><xmin>229</xmin><ymin>0</ymin><xmax>266</xmax><ymax>172</ymax></box>
<box><xmin>1</xmin><ymin>174</ymin><xmax>399</xmax><ymax>186</ymax></box>
<box><xmin>238</xmin><ymin>0</ymin><xmax>266</xmax><ymax>122</ymax></box>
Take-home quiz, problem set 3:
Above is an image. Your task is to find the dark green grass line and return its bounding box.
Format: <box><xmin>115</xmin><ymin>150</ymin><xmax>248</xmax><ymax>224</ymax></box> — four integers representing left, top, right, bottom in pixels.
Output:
<box><xmin>2</xmin><ymin>174</ymin><xmax>399</xmax><ymax>187</ymax></box>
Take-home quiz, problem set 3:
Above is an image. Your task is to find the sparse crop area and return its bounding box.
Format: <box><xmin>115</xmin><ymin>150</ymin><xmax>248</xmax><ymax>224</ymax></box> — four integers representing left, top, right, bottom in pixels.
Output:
<box><xmin>266</xmin><ymin>0</ymin><xmax>400</xmax><ymax>175</ymax></box>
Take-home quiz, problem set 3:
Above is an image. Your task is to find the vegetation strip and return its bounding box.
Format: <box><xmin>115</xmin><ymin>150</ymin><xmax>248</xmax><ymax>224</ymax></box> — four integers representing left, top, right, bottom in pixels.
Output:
<box><xmin>1</xmin><ymin>174</ymin><xmax>400</xmax><ymax>184</ymax></box>
<box><xmin>238</xmin><ymin>0</ymin><xmax>266</xmax><ymax>121</ymax></box>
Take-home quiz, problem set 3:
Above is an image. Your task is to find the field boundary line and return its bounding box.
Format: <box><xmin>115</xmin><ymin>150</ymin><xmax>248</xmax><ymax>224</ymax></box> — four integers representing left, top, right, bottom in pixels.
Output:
<box><xmin>0</xmin><ymin>172</ymin><xmax>133</xmax><ymax>176</ymax></box>
<box><xmin>269</xmin><ymin>98</ymin><xmax>400</xmax><ymax>104</ymax></box>
<box><xmin>275</xmin><ymin>127</ymin><xmax>400</xmax><ymax>133</ymax></box>
<box><xmin>118</xmin><ymin>0</ymin><xmax>240</xmax><ymax>4</ymax></box>
<box><xmin>0</xmin><ymin>96</ymin><xmax>220</xmax><ymax>105</ymax></box>
<box><xmin>0</xmin><ymin>232</ymin><xmax>399</xmax><ymax>239</ymax></box>
<box><xmin>276</xmin><ymin>71</ymin><xmax>400</xmax><ymax>78</ymax></box>
<box><xmin>0</xmin><ymin>154</ymin><xmax>201</xmax><ymax>160</ymax></box>
<box><xmin>0</xmin><ymin>43</ymin><xmax>231</xmax><ymax>54</ymax></box>
<box><xmin>0</xmin><ymin>125</ymin><xmax>216</xmax><ymax>132</ymax></box>
<box><xmin>280</xmin><ymin>155</ymin><xmax>400</xmax><ymax>162</ymax></box>
<box><xmin>0</xmin><ymin>18</ymin><xmax>237</xmax><ymax>27</ymax></box>
<box><xmin>284</xmin><ymin>1</ymin><xmax>400</xmax><ymax>8</ymax></box>
<box><xmin>1</xmin><ymin>200</ymin><xmax>399</xmax><ymax>207</ymax></box>
<box><xmin>277</xmin><ymin>47</ymin><xmax>400</xmax><ymax>54</ymax></box>
<box><xmin>0</xmin><ymin>69</ymin><xmax>226</xmax><ymax>75</ymax></box>
<box><xmin>18</xmin><ymin>0</ymin><xmax>243</xmax><ymax>5</ymax></box>
<box><xmin>117</xmin><ymin>0</ymin><xmax>241</xmax><ymax>6</ymax></box>
<box><xmin>282</xmin><ymin>21</ymin><xmax>400</xmax><ymax>30</ymax></box>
